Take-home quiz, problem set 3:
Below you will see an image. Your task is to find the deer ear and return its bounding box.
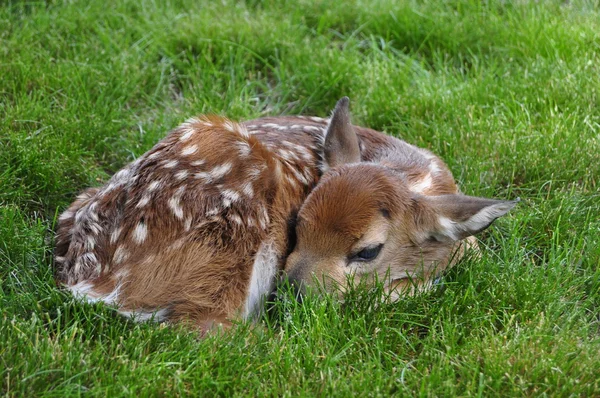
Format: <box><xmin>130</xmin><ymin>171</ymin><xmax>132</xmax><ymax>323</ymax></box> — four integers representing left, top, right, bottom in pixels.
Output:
<box><xmin>322</xmin><ymin>97</ymin><xmax>361</xmax><ymax>170</ymax></box>
<box><xmin>421</xmin><ymin>194</ymin><xmax>519</xmax><ymax>242</ymax></box>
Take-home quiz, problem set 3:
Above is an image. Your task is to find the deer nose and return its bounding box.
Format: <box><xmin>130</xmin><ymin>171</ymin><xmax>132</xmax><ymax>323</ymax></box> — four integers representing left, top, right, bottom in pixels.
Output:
<box><xmin>283</xmin><ymin>262</ymin><xmax>310</xmax><ymax>301</ymax></box>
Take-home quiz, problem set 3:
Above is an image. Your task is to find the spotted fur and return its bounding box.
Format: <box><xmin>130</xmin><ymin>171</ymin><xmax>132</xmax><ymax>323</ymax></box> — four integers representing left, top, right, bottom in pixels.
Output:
<box><xmin>54</xmin><ymin>99</ymin><xmax>516</xmax><ymax>333</ymax></box>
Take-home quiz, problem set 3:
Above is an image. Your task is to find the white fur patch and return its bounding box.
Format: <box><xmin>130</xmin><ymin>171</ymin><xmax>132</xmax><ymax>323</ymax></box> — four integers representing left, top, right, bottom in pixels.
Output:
<box><xmin>237</xmin><ymin>141</ymin><xmax>251</xmax><ymax>157</ymax></box>
<box><xmin>136</xmin><ymin>194</ymin><xmax>151</xmax><ymax>208</ymax></box>
<box><xmin>175</xmin><ymin>170</ymin><xmax>189</xmax><ymax>180</ymax></box>
<box><xmin>221</xmin><ymin>188</ymin><xmax>240</xmax><ymax>204</ymax></box>
<box><xmin>429</xmin><ymin>161</ymin><xmax>442</xmax><ymax>174</ymax></box>
<box><xmin>146</xmin><ymin>181</ymin><xmax>160</xmax><ymax>192</ymax></box>
<box><xmin>287</xmin><ymin>165</ymin><xmax>310</xmax><ymax>186</ymax></box>
<box><xmin>181</xmin><ymin>145</ymin><xmax>198</xmax><ymax>156</ymax></box>
<box><xmin>168</xmin><ymin>196</ymin><xmax>184</xmax><ymax>219</ymax></box>
<box><xmin>196</xmin><ymin>163</ymin><xmax>232</xmax><ymax>183</ymax></box>
<box><xmin>243</xmin><ymin>240</ymin><xmax>279</xmax><ymax>319</ymax></box>
<box><xmin>229</xmin><ymin>213</ymin><xmax>243</xmax><ymax>225</ymax></box>
<box><xmin>241</xmin><ymin>181</ymin><xmax>254</xmax><ymax>198</ymax></box>
<box><xmin>184</xmin><ymin>217</ymin><xmax>192</xmax><ymax>231</ymax></box>
<box><xmin>68</xmin><ymin>280</ymin><xmax>121</xmax><ymax>306</ymax></box>
<box><xmin>302</xmin><ymin>125</ymin><xmax>320</xmax><ymax>132</ymax></box>
<box><xmin>114</xmin><ymin>168</ymin><xmax>130</xmax><ymax>181</ymax></box>
<box><xmin>206</xmin><ymin>207</ymin><xmax>220</xmax><ymax>216</ymax></box>
<box><xmin>58</xmin><ymin>210</ymin><xmax>74</xmax><ymax>221</ymax></box>
<box><xmin>223</xmin><ymin>120</ymin><xmax>235</xmax><ymax>132</ymax></box>
<box><xmin>113</xmin><ymin>245</ymin><xmax>129</xmax><ymax>264</ymax></box>
<box><xmin>132</xmin><ymin>222</ymin><xmax>147</xmax><ymax>244</ymax></box>
<box><xmin>162</xmin><ymin>160</ymin><xmax>179</xmax><ymax>169</ymax></box>
<box><xmin>110</xmin><ymin>227</ymin><xmax>122</xmax><ymax>244</ymax></box>
<box><xmin>85</xmin><ymin>236</ymin><xmax>96</xmax><ymax>251</ymax></box>
<box><xmin>179</xmin><ymin>129</ymin><xmax>195</xmax><ymax>142</ymax></box>
<box><xmin>409</xmin><ymin>174</ymin><xmax>432</xmax><ymax>193</ymax></box>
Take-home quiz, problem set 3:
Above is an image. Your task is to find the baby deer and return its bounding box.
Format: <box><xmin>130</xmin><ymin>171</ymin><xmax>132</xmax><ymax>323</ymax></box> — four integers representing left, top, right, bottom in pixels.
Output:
<box><xmin>54</xmin><ymin>97</ymin><xmax>517</xmax><ymax>331</ymax></box>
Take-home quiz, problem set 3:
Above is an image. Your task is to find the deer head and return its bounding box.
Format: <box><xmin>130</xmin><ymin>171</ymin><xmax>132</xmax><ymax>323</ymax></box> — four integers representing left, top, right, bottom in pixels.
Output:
<box><xmin>283</xmin><ymin>97</ymin><xmax>518</xmax><ymax>299</ymax></box>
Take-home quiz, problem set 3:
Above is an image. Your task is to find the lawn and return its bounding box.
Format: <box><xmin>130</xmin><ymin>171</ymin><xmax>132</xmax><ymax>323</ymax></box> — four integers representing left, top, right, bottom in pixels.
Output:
<box><xmin>2</xmin><ymin>0</ymin><xmax>600</xmax><ymax>396</ymax></box>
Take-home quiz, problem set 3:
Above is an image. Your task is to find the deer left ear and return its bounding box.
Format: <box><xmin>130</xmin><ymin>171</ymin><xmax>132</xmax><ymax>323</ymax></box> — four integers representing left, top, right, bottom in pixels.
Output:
<box><xmin>421</xmin><ymin>194</ymin><xmax>519</xmax><ymax>242</ymax></box>
<box><xmin>322</xmin><ymin>97</ymin><xmax>361</xmax><ymax>171</ymax></box>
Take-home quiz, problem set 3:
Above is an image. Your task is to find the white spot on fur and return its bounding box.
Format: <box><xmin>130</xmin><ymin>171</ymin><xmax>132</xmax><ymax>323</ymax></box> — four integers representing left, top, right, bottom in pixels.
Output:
<box><xmin>258</xmin><ymin>206</ymin><xmax>270</xmax><ymax>230</ymax></box>
<box><xmin>229</xmin><ymin>213</ymin><xmax>243</xmax><ymax>225</ymax></box>
<box><xmin>169</xmin><ymin>238</ymin><xmax>186</xmax><ymax>250</ymax></box>
<box><xmin>181</xmin><ymin>145</ymin><xmax>198</xmax><ymax>156</ymax></box>
<box><xmin>309</xmin><ymin>116</ymin><xmax>327</xmax><ymax>123</ymax></box>
<box><xmin>180</xmin><ymin>128</ymin><xmax>195</xmax><ymax>142</ymax></box>
<box><xmin>147</xmin><ymin>151</ymin><xmax>161</xmax><ymax>160</ymax></box>
<box><xmin>278</xmin><ymin>149</ymin><xmax>299</xmax><ymax>162</ymax></box>
<box><xmin>132</xmin><ymin>222</ymin><xmax>147</xmax><ymax>244</ymax></box>
<box><xmin>206</xmin><ymin>207</ymin><xmax>220</xmax><ymax>216</ymax></box>
<box><xmin>196</xmin><ymin>163</ymin><xmax>232</xmax><ymax>183</ymax></box>
<box><xmin>114</xmin><ymin>168</ymin><xmax>130</xmax><ymax>181</ymax></box>
<box><xmin>303</xmin><ymin>125</ymin><xmax>320</xmax><ymax>132</ymax></box>
<box><xmin>68</xmin><ymin>281</ymin><xmax>101</xmax><ymax>303</ymax></box>
<box><xmin>287</xmin><ymin>165</ymin><xmax>310</xmax><ymax>186</ymax></box>
<box><xmin>247</xmin><ymin>167</ymin><xmax>262</xmax><ymax>179</ymax></box>
<box><xmin>58</xmin><ymin>210</ymin><xmax>74</xmax><ymax>221</ymax></box>
<box><xmin>81</xmin><ymin>252</ymin><xmax>98</xmax><ymax>269</ymax></box>
<box><xmin>237</xmin><ymin>141</ymin><xmax>251</xmax><ymax>157</ymax></box>
<box><xmin>184</xmin><ymin>217</ymin><xmax>192</xmax><ymax>231</ymax></box>
<box><xmin>243</xmin><ymin>240</ymin><xmax>279</xmax><ymax>319</ymax></box>
<box><xmin>75</xmin><ymin>209</ymin><xmax>85</xmax><ymax>222</ymax></box>
<box><xmin>175</xmin><ymin>170</ymin><xmax>189</xmax><ymax>180</ymax></box>
<box><xmin>162</xmin><ymin>160</ymin><xmax>179</xmax><ymax>169</ymax></box>
<box><xmin>190</xmin><ymin>159</ymin><xmax>206</xmax><ymax>167</ymax></box>
<box><xmin>241</xmin><ymin>181</ymin><xmax>254</xmax><ymax>198</ymax></box>
<box><xmin>223</xmin><ymin>120</ymin><xmax>235</xmax><ymax>132</ymax></box>
<box><xmin>261</xmin><ymin>123</ymin><xmax>279</xmax><ymax>128</ymax></box>
<box><xmin>113</xmin><ymin>245</ymin><xmax>129</xmax><ymax>264</ymax></box>
<box><xmin>168</xmin><ymin>196</ymin><xmax>184</xmax><ymax>219</ymax></box>
<box><xmin>237</xmin><ymin>124</ymin><xmax>250</xmax><ymax>138</ymax></box>
<box><xmin>409</xmin><ymin>174</ymin><xmax>432</xmax><ymax>194</ymax></box>
<box><xmin>194</xmin><ymin>171</ymin><xmax>210</xmax><ymax>181</ymax></box>
<box><xmin>221</xmin><ymin>189</ymin><xmax>240</xmax><ymax>204</ymax></box>
<box><xmin>55</xmin><ymin>256</ymin><xmax>66</xmax><ymax>263</ymax></box>
<box><xmin>285</xmin><ymin>175</ymin><xmax>298</xmax><ymax>189</ymax></box>
<box><xmin>429</xmin><ymin>161</ymin><xmax>442</xmax><ymax>174</ymax></box>
<box><xmin>287</xmin><ymin>142</ymin><xmax>313</xmax><ymax>161</ymax></box>
<box><xmin>85</xmin><ymin>236</ymin><xmax>96</xmax><ymax>251</ymax></box>
<box><xmin>88</xmin><ymin>222</ymin><xmax>102</xmax><ymax>236</ymax></box>
<box><xmin>110</xmin><ymin>227</ymin><xmax>122</xmax><ymax>244</ymax></box>
<box><xmin>136</xmin><ymin>194</ymin><xmax>151</xmax><ymax>208</ymax></box>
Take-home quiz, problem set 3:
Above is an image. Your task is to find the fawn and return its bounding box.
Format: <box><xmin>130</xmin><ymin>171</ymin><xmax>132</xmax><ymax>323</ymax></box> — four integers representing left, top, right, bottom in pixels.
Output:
<box><xmin>54</xmin><ymin>97</ymin><xmax>517</xmax><ymax>331</ymax></box>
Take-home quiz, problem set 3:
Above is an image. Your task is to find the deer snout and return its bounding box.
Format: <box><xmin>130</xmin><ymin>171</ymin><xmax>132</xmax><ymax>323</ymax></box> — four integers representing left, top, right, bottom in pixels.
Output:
<box><xmin>283</xmin><ymin>260</ymin><xmax>309</xmax><ymax>301</ymax></box>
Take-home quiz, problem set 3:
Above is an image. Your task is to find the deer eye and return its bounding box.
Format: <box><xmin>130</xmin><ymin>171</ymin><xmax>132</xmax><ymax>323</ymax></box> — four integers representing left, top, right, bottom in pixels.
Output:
<box><xmin>351</xmin><ymin>244</ymin><xmax>383</xmax><ymax>262</ymax></box>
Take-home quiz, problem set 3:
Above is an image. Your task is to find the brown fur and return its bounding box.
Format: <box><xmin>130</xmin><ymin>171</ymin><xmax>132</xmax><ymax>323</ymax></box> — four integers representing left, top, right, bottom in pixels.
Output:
<box><xmin>55</xmin><ymin>98</ymin><xmax>516</xmax><ymax>332</ymax></box>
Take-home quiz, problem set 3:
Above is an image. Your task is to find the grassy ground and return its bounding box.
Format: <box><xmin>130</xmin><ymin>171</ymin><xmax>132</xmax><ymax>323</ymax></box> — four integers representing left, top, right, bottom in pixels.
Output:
<box><xmin>2</xmin><ymin>0</ymin><xmax>600</xmax><ymax>395</ymax></box>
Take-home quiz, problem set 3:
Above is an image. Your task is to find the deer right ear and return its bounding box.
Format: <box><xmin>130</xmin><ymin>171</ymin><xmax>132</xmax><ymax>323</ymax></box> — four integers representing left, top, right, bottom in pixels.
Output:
<box><xmin>322</xmin><ymin>97</ymin><xmax>361</xmax><ymax>171</ymax></box>
<box><xmin>418</xmin><ymin>194</ymin><xmax>519</xmax><ymax>242</ymax></box>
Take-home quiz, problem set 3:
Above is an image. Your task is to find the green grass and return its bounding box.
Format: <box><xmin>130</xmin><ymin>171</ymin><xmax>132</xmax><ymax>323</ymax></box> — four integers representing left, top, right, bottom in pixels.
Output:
<box><xmin>2</xmin><ymin>0</ymin><xmax>600</xmax><ymax>395</ymax></box>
